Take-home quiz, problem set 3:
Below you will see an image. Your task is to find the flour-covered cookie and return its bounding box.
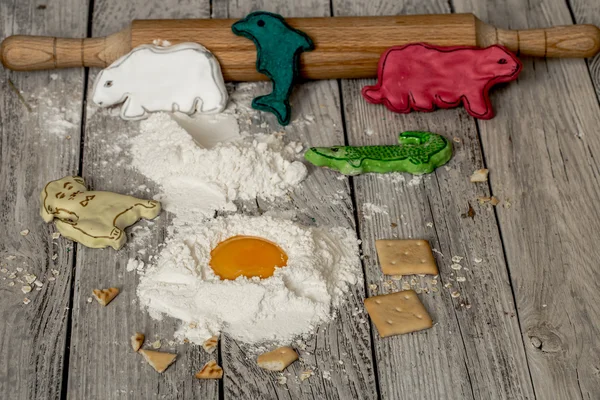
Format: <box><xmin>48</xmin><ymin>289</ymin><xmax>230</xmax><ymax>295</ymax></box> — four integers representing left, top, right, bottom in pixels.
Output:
<box><xmin>92</xmin><ymin>43</ymin><xmax>228</xmax><ymax>120</ymax></box>
<box><xmin>40</xmin><ymin>176</ymin><xmax>161</xmax><ymax>250</ymax></box>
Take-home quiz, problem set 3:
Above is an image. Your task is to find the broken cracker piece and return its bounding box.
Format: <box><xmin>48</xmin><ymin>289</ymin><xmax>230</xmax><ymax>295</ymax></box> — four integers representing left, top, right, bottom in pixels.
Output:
<box><xmin>139</xmin><ymin>349</ymin><xmax>177</xmax><ymax>373</ymax></box>
<box><xmin>92</xmin><ymin>287</ymin><xmax>119</xmax><ymax>306</ymax></box>
<box><xmin>375</xmin><ymin>239</ymin><xmax>438</xmax><ymax>276</ymax></box>
<box><xmin>257</xmin><ymin>346</ymin><xmax>299</xmax><ymax>372</ymax></box>
<box><xmin>195</xmin><ymin>360</ymin><xmax>223</xmax><ymax>379</ymax></box>
<box><xmin>300</xmin><ymin>369</ymin><xmax>314</xmax><ymax>381</ymax></box>
<box><xmin>470</xmin><ymin>169</ymin><xmax>489</xmax><ymax>182</ymax></box>
<box><xmin>131</xmin><ymin>333</ymin><xmax>144</xmax><ymax>352</ymax></box>
<box><xmin>202</xmin><ymin>335</ymin><xmax>219</xmax><ymax>354</ymax></box>
<box><xmin>364</xmin><ymin>290</ymin><xmax>433</xmax><ymax>337</ymax></box>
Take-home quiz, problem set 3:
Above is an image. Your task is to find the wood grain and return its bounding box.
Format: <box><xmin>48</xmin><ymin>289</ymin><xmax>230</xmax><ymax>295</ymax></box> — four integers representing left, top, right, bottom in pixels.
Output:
<box><xmin>212</xmin><ymin>1</ymin><xmax>379</xmax><ymax>399</ymax></box>
<box><xmin>2</xmin><ymin>13</ymin><xmax>599</xmax><ymax>76</ymax></box>
<box><xmin>568</xmin><ymin>0</ymin><xmax>600</xmax><ymax>99</ymax></box>
<box><xmin>334</xmin><ymin>0</ymin><xmax>536</xmax><ymax>399</ymax></box>
<box><xmin>0</xmin><ymin>1</ymin><xmax>86</xmax><ymax>399</ymax></box>
<box><xmin>454</xmin><ymin>0</ymin><xmax>600</xmax><ymax>398</ymax></box>
<box><xmin>64</xmin><ymin>1</ymin><xmax>218</xmax><ymax>399</ymax></box>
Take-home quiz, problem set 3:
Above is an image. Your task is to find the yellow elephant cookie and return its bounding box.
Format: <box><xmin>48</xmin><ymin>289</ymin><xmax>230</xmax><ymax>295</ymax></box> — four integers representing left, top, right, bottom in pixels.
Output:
<box><xmin>40</xmin><ymin>176</ymin><xmax>161</xmax><ymax>250</ymax></box>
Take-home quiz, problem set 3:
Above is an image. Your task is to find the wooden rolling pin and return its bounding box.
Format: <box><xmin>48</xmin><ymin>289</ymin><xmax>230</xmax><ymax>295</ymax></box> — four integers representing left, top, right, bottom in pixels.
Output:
<box><xmin>1</xmin><ymin>14</ymin><xmax>599</xmax><ymax>81</ymax></box>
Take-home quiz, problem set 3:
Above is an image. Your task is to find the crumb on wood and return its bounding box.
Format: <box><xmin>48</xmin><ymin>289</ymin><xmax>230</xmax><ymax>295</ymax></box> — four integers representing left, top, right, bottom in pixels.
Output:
<box><xmin>461</xmin><ymin>203</ymin><xmax>475</xmax><ymax>219</ymax></box>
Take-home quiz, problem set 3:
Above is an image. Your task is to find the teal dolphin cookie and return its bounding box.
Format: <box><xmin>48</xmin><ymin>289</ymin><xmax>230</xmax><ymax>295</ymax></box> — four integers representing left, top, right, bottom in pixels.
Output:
<box><xmin>304</xmin><ymin>131</ymin><xmax>453</xmax><ymax>175</ymax></box>
<box><xmin>232</xmin><ymin>11</ymin><xmax>314</xmax><ymax>126</ymax></box>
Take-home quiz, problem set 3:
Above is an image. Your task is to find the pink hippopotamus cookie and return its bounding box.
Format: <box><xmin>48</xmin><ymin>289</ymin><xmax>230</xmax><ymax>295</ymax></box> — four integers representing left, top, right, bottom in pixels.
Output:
<box><xmin>362</xmin><ymin>43</ymin><xmax>522</xmax><ymax>119</ymax></box>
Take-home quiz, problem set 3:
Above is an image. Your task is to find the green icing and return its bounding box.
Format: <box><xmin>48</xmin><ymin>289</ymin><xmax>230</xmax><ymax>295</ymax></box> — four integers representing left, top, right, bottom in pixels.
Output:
<box><xmin>232</xmin><ymin>11</ymin><xmax>314</xmax><ymax>126</ymax></box>
<box><xmin>304</xmin><ymin>131</ymin><xmax>453</xmax><ymax>175</ymax></box>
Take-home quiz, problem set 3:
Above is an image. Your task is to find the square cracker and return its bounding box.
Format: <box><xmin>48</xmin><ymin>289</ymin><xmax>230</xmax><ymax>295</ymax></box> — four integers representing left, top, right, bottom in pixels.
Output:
<box><xmin>375</xmin><ymin>239</ymin><xmax>438</xmax><ymax>275</ymax></box>
<box><xmin>364</xmin><ymin>290</ymin><xmax>433</xmax><ymax>337</ymax></box>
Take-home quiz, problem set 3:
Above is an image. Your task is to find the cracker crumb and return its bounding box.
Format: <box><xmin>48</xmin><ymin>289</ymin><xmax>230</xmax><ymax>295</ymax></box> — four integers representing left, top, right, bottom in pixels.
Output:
<box><xmin>23</xmin><ymin>274</ymin><xmax>36</xmax><ymax>284</ymax></box>
<box><xmin>504</xmin><ymin>198</ymin><xmax>512</xmax><ymax>209</ymax></box>
<box><xmin>451</xmin><ymin>290</ymin><xmax>461</xmax><ymax>298</ymax></box>
<box><xmin>368</xmin><ymin>283</ymin><xmax>378</xmax><ymax>291</ymax></box>
<box><xmin>52</xmin><ymin>254</ymin><xmax>58</xmax><ymax>261</ymax></box>
<box><xmin>426</xmin><ymin>222</ymin><xmax>433</xmax><ymax>228</ymax></box>
<box><xmin>470</xmin><ymin>169</ymin><xmax>489</xmax><ymax>183</ymax></box>
<box><xmin>277</xmin><ymin>376</ymin><xmax>287</xmax><ymax>385</ymax></box>
<box><xmin>33</xmin><ymin>280</ymin><xmax>43</xmax><ymax>287</ymax></box>
<box><xmin>52</xmin><ymin>232</ymin><xmax>61</xmax><ymax>240</ymax></box>
<box><xmin>300</xmin><ymin>369</ymin><xmax>314</xmax><ymax>381</ymax></box>
<box><xmin>51</xmin><ymin>269</ymin><xmax>59</xmax><ymax>276</ymax></box>
<box><xmin>202</xmin><ymin>336</ymin><xmax>218</xmax><ymax>354</ymax></box>
<box><xmin>16</xmin><ymin>267</ymin><xmax>23</xmax><ymax>272</ymax></box>
<box><xmin>450</xmin><ymin>264</ymin><xmax>462</xmax><ymax>270</ymax></box>
<box><xmin>322</xmin><ymin>370</ymin><xmax>332</xmax><ymax>380</ymax></box>
<box><xmin>87</xmin><ymin>297</ymin><xmax>93</xmax><ymax>303</ymax></box>
<box><xmin>451</xmin><ymin>255</ymin><xmax>463</xmax><ymax>263</ymax></box>
<box><xmin>21</xmin><ymin>285</ymin><xmax>32</xmax><ymax>293</ymax></box>
<box><xmin>456</xmin><ymin>277</ymin><xmax>466</xmax><ymax>282</ymax></box>
<box><xmin>151</xmin><ymin>340</ymin><xmax>162</xmax><ymax>349</ymax></box>
<box><xmin>477</xmin><ymin>196</ymin><xmax>491</xmax><ymax>204</ymax></box>
<box><xmin>473</xmin><ymin>257</ymin><xmax>483</xmax><ymax>263</ymax></box>
<box><xmin>20</xmin><ymin>229</ymin><xmax>30</xmax><ymax>236</ymax></box>
<box><xmin>490</xmin><ymin>196</ymin><xmax>500</xmax><ymax>206</ymax></box>
<box><xmin>23</xmin><ymin>298</ymin><xmax>31</xmax><ymax>305</ymax></box>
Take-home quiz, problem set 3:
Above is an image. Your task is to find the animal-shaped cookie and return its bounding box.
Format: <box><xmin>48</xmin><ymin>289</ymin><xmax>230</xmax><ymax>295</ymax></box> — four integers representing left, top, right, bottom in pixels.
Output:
<box><xmin>304</xmin><ymin>131</ymin><xmax>452</xmax><ymax>175</ymax></box>
<box><xmin>40</xmin><ymin>176</ymin><xmax>161</xmax><ymax>250</ymax></box>
<box><xmin>92</xmin><ymin>43</ymin><xmax>228</xmax><ymax>120</ymax></box>
<box><xmin>232</xmin><ymin>11</ymin><xmax>314</xmax><ymax>125</ymax></box>
<box><xmin>362</xmin><ymin>43</ymin><xmax>522</xmax><ymax>119</ymax></box>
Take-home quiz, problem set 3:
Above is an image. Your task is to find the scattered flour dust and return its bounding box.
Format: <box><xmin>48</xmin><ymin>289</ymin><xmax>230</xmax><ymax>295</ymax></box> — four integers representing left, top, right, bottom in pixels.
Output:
<box><xmin>128</xmin><ymin>112</ymin><xmax>307</xmax><ymax>223</ymax></box>
<box><xmin>137</xmin><ymin>214</ymin><xmax>362</xmax><ymax>345</ymax></box>
<box><xmin>362</xmin><ymin>202</ymin><xmax>389</xmax><ymax>220</ymax></box>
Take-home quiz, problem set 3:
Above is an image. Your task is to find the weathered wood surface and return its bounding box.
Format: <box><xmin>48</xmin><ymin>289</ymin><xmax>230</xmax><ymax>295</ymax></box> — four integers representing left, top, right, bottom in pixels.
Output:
<box><xmin>568</xmin><ymin>0</ymin><xmax>600</xmax><ymax>98</ymax></box>
<box><xmin>65</xmin><ymin>1</ymin><xmax>219</xmax><ymax>399</ymax></box>
<box><xmin>454</xmin><ymin>0</ymin><xmax>600</xmax><ymax>398</ymax></box>
<box><xmin>335</xmin><ymin>0</ymin><xmax>536</xmax><ymax>399</ymax></box>
<box><xmin>2</xmin><ymin>0</ymin><xmax>600</xmax><ymax>399</ymax></box>
<box><xmin>0</xmin><ymin>1</ymin><xmax>86</xmax><ymax>399</ymax></box>
<box><xmin>212</xmin><ymin>1</ymin><xmax>378</xmax><ymax>399</ymax></box>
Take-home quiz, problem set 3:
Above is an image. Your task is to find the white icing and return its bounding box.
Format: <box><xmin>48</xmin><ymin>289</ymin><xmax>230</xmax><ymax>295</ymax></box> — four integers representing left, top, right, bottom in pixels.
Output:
<box><xmin>91</xmin><ymin>43</ymin><xmax>228</xmax><ymax>120</ymax></box>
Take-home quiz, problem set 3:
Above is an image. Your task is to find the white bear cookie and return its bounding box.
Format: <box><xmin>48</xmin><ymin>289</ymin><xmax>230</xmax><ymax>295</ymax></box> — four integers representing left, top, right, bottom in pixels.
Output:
<box><xmin>40</xmin><ymin>176</ymin><xmax>161</xmax><ymax>250</ymax></box>
<box><xmin>92</xmin><ymin>42</ymin><xmax>228</xmax><ymax>120</ymax></box>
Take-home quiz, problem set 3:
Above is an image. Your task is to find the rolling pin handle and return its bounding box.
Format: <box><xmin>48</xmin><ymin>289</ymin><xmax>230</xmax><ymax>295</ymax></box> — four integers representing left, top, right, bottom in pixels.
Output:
<box><xmin>477</xmin><ymin>18</ymin><xmax>600</xmax><ymax>58</ymax></box>
<box><xmin>1</xmin><ymin>35</ymin><xmax>83</xmax><ymax>70</ymax></box>
<box><xmin>1</xmin><ymin>29</ymin><xmax>131</xmax><ymax>71</ymax></box>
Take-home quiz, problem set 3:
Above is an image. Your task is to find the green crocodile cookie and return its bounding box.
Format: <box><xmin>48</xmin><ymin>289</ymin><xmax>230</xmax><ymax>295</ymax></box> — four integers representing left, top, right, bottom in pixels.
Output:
<box><xmin>304</xmin><ymin>131</ymin><xmax>453</xmax><ymax>175</ymax></box>
<box><xmin>232</xmin><ymin>11</ymin><xmax>314</xmax><ymax>126</ymax></box>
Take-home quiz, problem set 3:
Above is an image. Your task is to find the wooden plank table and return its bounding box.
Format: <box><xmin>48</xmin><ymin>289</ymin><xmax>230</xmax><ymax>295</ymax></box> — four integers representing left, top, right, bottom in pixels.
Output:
<box><xmin>1</xmin><ymin>0</ymin><xmax>599</xmax><ymax>399</ymax></box>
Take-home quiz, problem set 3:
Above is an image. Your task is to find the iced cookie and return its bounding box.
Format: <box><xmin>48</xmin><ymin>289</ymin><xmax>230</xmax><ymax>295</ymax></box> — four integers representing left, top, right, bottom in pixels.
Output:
<box><xmin>232</xmin><ymin>11</ymin><xmax>314</xmax><ymax>125</ymax></box>
<box><xmin>362</xmin><ymin>43</ymin><xmax>522</xmax><ymax>119</ymax></box>
<box><xmin>40</xmin><ymin>176</ymin><xmax>161</xmax><ymax>250</ymax></box>
<box><xmin>304</xmin><ymin>131</ymin><xmax>452</xmax><ymax>175</ymax></box>
<box><xmin>92</xmin><ymin>43</ymin><xmax>228</xmax><ymax>120</ymax></box>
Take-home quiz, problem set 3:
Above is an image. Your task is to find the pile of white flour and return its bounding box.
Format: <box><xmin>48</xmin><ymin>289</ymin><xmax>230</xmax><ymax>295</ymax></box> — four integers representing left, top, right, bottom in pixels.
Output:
<box><xmin>128</xmin><ymin>112</ymin><xmax>307</xmax><ymax>223</ymax></box>
<box><xmin>137</xmin><ymin>214</ymin><xmax>361</xmax><ymax>345</ymax></box>
<box><xmin>122</xmin><ymin>102</ymin><xmax>362</xmax><ymax>346</ymax></box>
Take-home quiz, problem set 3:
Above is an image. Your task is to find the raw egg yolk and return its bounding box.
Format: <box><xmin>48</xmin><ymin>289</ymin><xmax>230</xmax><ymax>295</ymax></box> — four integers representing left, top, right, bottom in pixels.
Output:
<box><xmin>209</xmin><ymin>235</ymin><xmax>288</xmax><ymax>280</ymax></box>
